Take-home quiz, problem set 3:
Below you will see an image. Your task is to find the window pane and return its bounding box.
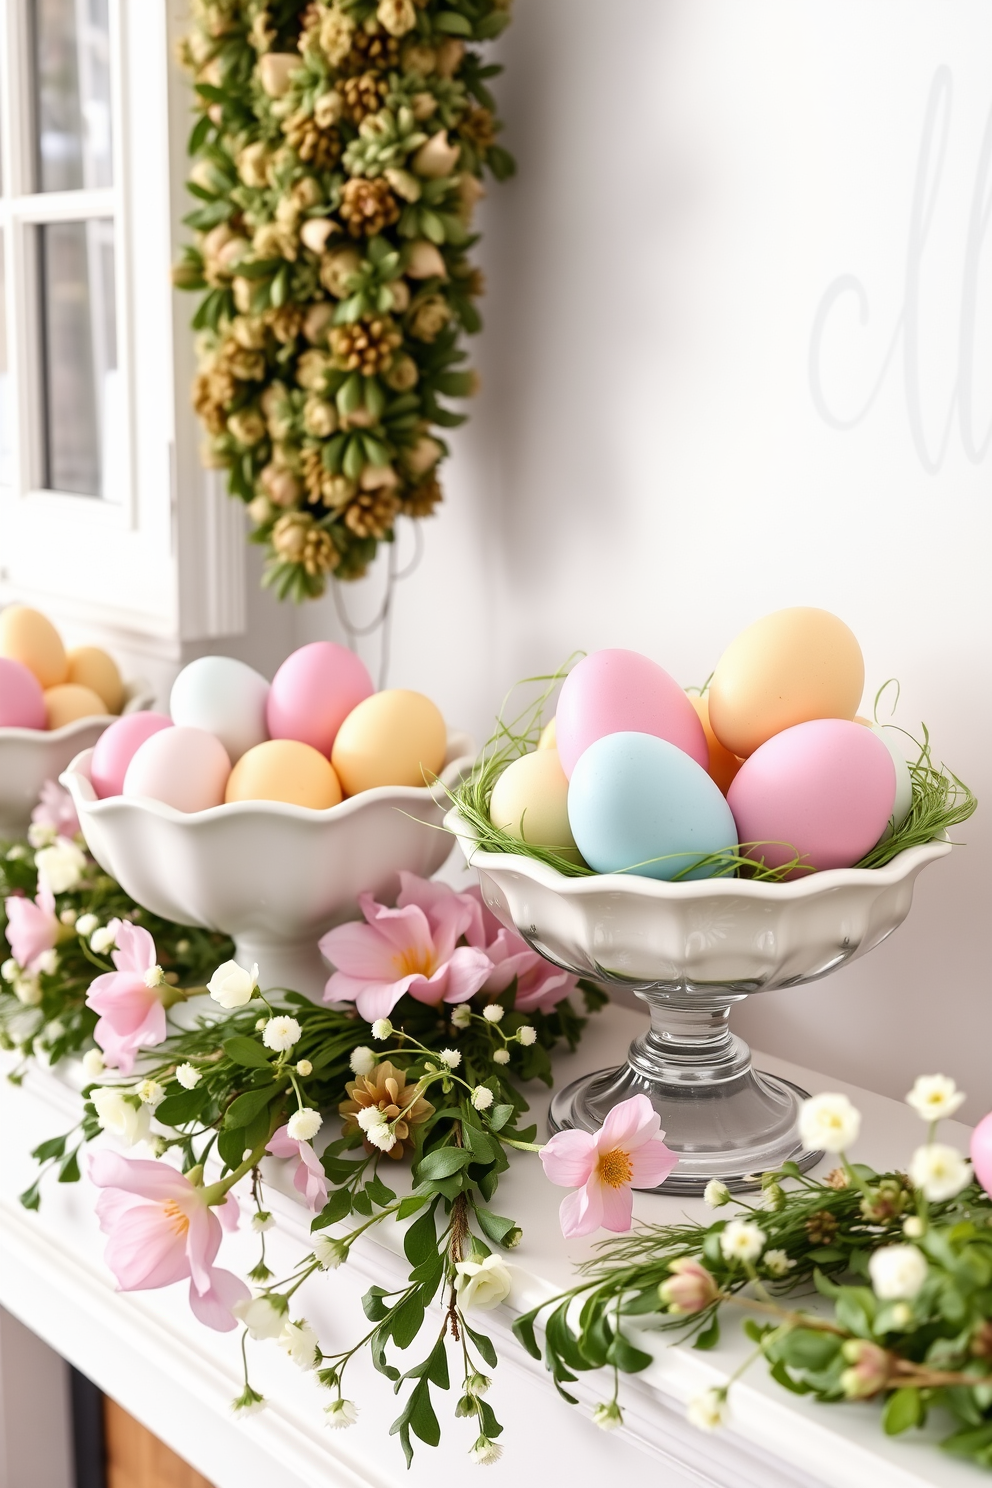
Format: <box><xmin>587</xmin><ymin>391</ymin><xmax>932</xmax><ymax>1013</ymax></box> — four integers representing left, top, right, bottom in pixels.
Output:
<box><xmin>34</xmin><ymin>0</ymin><xmax>113</xmax><ymax>192</ymax></box>
<box><xmin>40</xmin><ymin>220</ymin><xmax>121</xmax><ymax>500</ymax></box>
<box><xmin>0</xmin><ymin>235</ymin><xmax>10</xmax><ymax>484</ymax></box>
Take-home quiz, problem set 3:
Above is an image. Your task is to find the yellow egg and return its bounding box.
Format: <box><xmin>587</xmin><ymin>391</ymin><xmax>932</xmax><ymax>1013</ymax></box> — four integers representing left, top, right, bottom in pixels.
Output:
<box><xmin>687</xmin><ymin>693</ymin><xmax>743</xmax><ymax>796</ymax></box>
<box><xmin>331</xmin><ymin>690</ymin><xmax>447</xmax><ymax>795</ymax></box>
<box><xmin>708</xmin><ymin>608</ymin><xmax>864</xmax><ymax>758</ymax></box>
<box><xmin>67</xmin><ymin>645</ymin><xmax>124</xmax><ymax>713</ymax></box>
<box><xmin>489</xmin><ymin>748</ymin><xmax>584</xmax><ymax>864</ymax></box>
<box><xmin>0</xmin><ymin>606</ymin><xmax>68</xmax><ymax>688</ymax></box>
<box><xmin>537</xmin><ymin>717</ymin><xmax>557</xmax><ymax>751</ymax></box>
<box><xmin>225</xmin><ymin>739</ymin><xmax>343</xmax><ymax>808</ymax></box>
<box><xmin>44</xmin><ymin>683</ymin><xmax>109</xmax><ymax>730</ymax></box>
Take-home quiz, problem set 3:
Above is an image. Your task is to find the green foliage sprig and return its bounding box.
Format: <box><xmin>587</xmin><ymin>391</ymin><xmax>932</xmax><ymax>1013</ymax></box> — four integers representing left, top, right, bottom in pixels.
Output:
<box><xmin>175</xmin><ymin>0</ymin><xmax>514</xmax><ymax>600</ymax></box>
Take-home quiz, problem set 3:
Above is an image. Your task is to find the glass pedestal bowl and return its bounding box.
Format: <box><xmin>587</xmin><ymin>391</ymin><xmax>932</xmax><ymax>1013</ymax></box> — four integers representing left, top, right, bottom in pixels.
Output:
<box><xmin>446</xmin><ymin>807</ymin><xmax>950</xmax><ymax>1193</ymax></box>
<box><xmin>61</xmin><ymin>734</ymin><xmax>474</xmax><ymax>1001</ymax></box>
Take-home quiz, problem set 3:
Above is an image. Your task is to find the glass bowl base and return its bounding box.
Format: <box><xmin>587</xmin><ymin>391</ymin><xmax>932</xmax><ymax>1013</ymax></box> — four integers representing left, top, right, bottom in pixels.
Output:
<box><xmin>548</xmin><ymin>1063</ymin><xmax>823</xmax><ymax>1195</ymax></box>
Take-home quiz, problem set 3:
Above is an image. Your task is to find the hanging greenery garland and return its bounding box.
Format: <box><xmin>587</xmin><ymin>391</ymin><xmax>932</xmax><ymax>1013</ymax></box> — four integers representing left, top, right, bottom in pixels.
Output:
<box><xmin>175</xmin><ymin>0</ymin><xmax>514</xmax><ymax>601</ymax></box>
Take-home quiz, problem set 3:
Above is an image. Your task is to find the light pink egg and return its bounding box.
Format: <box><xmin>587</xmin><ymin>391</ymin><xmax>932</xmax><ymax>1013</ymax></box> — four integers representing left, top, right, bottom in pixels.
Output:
<box><xmin>971</xmin><ymin>1113</ymin><xmax>992</xmax><ymax>1198</ymax></box>
<box><xmin>123</xmin><ymin>726</ymin><xmax>231</xmax><ymax>812</ymax></box>
<box><xmin>555</xmin><ymin>649</ymin><xmax>708</xmax><ymax>778</ymax></box>
<box><xmin>90</xmin><ymin>712</ymin><xmax>173</xmax><ymax>798</ymax></box>
<box><xmin>727</xmin><ymin>718</ymin><xmax>896</xmax><ymax>877</ymax></box>
<box><xmin>0</xmin><ymin>657</ymin><xmax>46</xmax><ymax>729</ymax></box>
<box><xmin>266</xmin><ymin>642</ymin><xmax>373</xmax><ymax>756</ymax></box>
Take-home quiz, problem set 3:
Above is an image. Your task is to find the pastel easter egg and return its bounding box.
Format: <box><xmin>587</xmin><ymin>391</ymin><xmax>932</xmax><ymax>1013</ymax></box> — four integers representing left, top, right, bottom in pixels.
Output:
<box><xmin>44</xmin><ymin>683</ymin><xmax>108</xmax><ymax>730</ymax></box>
<box><xmin>0</xmin><ymin>605</ymin><xmax>68</xmax><ymax>688</ymax></box>
<box><xmin>225</xmin><ymin>739</ymin><xmax>342</xmax><ymax>809</ymax></box>
<box><xmin>123</xmin><ymin>726</ymin><xmax>231</xmax><ymax>812</ymax></box>
<box><xmin>970</xmin><ymin>1113</ymin><xmax>992</xmax><ymax>1199</ymax></box>
<box><xmin>267</xmin><ymin>642</ymin><xmax>373</xmax><ymax>755</ymax></box>
<box><xmin>556</xmin><ymin>650</ymin><xmax>708</xmax><ymax>778</ymax></box>
<box><xmin>687</xmin><ymin>693</ymin><xmax>742</xmax><ymax>796</ymax></box>
<box><xmin>91</xmin><ymin>712</ymin><xmax>173</xmax><ymax>798</ymax></box>
<box><xmin>709</xmin><ymin>608</ymin><xmax>864</xmax><ymax>758</ymax></box>
<box><xmin>66</xmin><ymin>646</ymin><xmax>124</xmax><ymax>713</ymax></box>
<box><xmin>0</xmin><ymin>657</ymin><xmax>46</xmax><ymax>729</ymax></box>
<box><xmin>489</xmin><ymin>748</ymin><xmax>583</xmax><ymax>864</ymax></box>
<box><xmin>171</xmin><ymin>655</ymin><xmax>270</xmax><ymax>764</ymax></box>
<box><xmin>869</xmin><ymin>724</ymin><xmax>913</xmax><ymax>837</ymax></box>
<box><xmin>567</xmin><ymin>731</ymin><xmax>738</xmax><ymax>881</ymax></box>
<box><xmin>727</xmin><ymin>719</ymin><xmax>896</xmax><ymax>876</ymax></box>
<box><xmin>537</xmin><ymin>717</ymin><xmax>557</xmax><ymax>751</ymax></box>
<box><xmin>332</xmin><ymin>689</ymin><xmax>446</xmax><ymax>794</ymax></box>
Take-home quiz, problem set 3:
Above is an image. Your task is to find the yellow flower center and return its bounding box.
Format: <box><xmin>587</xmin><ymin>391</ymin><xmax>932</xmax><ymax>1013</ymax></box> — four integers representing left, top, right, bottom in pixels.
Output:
<box><xmin>393</xmin><ymin>945</ymin><xmax>438</xmax><ymax>979</ymax></box>
<box><xmin>162</xmin><ymin>1199</ymin><xmax>190</xmax><ymax>1236</ymax></box>
<box><xmin>598</xmin><ymin>1148</ymin><xmax>634</xmax><ymax>1189</ymax></box>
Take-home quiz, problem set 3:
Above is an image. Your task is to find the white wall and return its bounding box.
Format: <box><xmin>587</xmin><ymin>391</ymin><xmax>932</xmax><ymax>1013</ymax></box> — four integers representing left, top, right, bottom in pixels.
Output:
<box><xmin>293</xmin><ymin>0</ymin><xmax>992</xmax><ymax>1117</ymax></box>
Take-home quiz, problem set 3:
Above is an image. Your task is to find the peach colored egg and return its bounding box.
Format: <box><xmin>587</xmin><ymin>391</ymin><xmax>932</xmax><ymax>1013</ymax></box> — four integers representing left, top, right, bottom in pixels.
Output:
<box><xmin>332</xmin><ymin>690</ymin><xmax>446</xmax><ymax>795</ymax></box>
<box><xmin>709</xmin><ymin>608</ymin><xmax>864</xmax><ymax>758</ymax></box>
<box><xmin>489</xmin><ymin>747</ymin><xmax>583</xmax><ymax>863</ymax></box>
<box><xmin>555</xmin><ymin>649</ymin><xmax>708</xmax><ymax>779</ymax></box>
<box><xmin>44</xmin><ymin>683</ymin><xmax>108</xmax><ymax>730</ymax></box>
<box><xmin>687</xmin><ymin>693</ymin><xmax>743</xmax><ymax>796</ymax></box>
<box><xmin>267</xmin><ymin>642</ymin><xmax>373</xmax><ymax>755</ymax></box>
<box><xmin>225</xmin><ymin>739</ymin><xmax>343</xmax><ymax>809</ymax></box>
<box><xmin>537</xmin><ymin>717</ymin><xmax>557</xmax><ymax>751</ymax></box>
<box><xmin>727</xmin><ymin>719</ymin><xmax>896</xmax><ymax>877</ymax></box>
<box><xmin>90</xmin><ymin>712</ymin><xmax>173</xmax><ymax>798</ymax></box>
<box><xmin>66</xmin><ymin>646</ymin><xmax>124</xmax><ymax>713</ymax></box>
<box><xmin>0</xmin><ymin>606</ymin><xmax>68</xmax><ymax>688</ymax></box>
<box><xmin>123</xmin><ymin>726</ymin><xmax>231</xmax><ymax>812</ymax></box>
<box><xmin>0</xmin><ymin>657</ymin><xmax>46</xmax><ymax>729</ymax></box>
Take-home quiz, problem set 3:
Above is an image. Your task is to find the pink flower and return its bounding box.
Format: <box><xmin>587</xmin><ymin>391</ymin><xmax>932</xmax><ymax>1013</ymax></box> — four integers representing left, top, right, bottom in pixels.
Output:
<box><xmin>463</xmin><ymin>886</ymin><xmax>578</xmax><ymax>1014</ymax></box>
<box><xmin>31</xmin><ymin>780</ymin><xmax>80</xmax><ymax>839</ymax></box>
<box><xmin>86</xmin><ymin>919</ymin><xmax>167</xmax><ymax>1074</ymax></box>
<box><xmin>320</xmin><ymin>872</ymin><xmax>492</xmax><ymax>1023</ymax></box>
<box><xmin>540</xmin><ymin>1094</ymin><xmax>678</xmax><ymax>1238</ymax></box>
<box><xmin>4</xmin><ymin>880</ymin><xmax>58</xmax><ymax>972</ymax></box>
<box><xmin>267</xmin><ymin>1124</ymin><xmax>328</xmax><ymax>1212</ymax></box>
<box><xmin>88</xmin><ymin>1150</ymin><xmax>249</xmax><ymax>1331</ymax></box>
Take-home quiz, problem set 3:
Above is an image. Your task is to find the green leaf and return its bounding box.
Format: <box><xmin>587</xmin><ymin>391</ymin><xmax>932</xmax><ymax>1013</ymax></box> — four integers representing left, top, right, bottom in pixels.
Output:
<box><xmin>415</xmin><ymin>1147</ymin><xmax>472</xmax><ymax>1181</ymax></box>
<box><xmin>769</xmin><ymin>1359</ymin><xmax>812</xmax><ymax>1395</ymax></box>
<box><xmin>404</xmin><ymin>1203</ymin><xmax>439</xmax><ymax>1266</ymax></box>
<box><xmin>487</xmin><ymin>1103</ymin><xmax>513</xmax><ymax>1131</ymax></box>
<box><xmin>693</xmin><ymin>1315</ymin><xmax>721</xmax><ymax>1350</ymax></box>
<box><xmin>434</xmin><ymin>11</ymin><xmax>472</xmax><ymax>35</ymax></box>
<box><xmin>218</xmin><ymin>1126</ymin><xmax>247</xmax><ymax>1169</ymax></box>
<box><xmin>391</xmin><ymin>1292</ymin><xmax>426</xmax><ymax>1351</ymax></box>
<box><xmin>472</xmin><ymin>1205</ymin><xmax>518</xmax><ymax>1248</ymax></box>
<box><xmin>57</xmin><ymin>1149</ymin><xmax>81</xmax><ymax>1184</ymax></box>
<box><xmin>223</xmin><ymin>1036</ymin><xmax>272</xmax><ymax>1069</ymax></box>
<box><xmin>363</xmin><ymin>1285</ymin><xmax>390</xmax><ymax>1321</ymax></box>
<box><xmin>337</xmin><ymin>373</ymin><xmax>363</xmax><ymax>418</ymax></box>
<box><xmin>224</xmin><ymin>1085</ymin><xmax>275</xmax><ymax>1129</ymax></box>
<box><xmin>342</xmin><ymin>433</ymin><xmax>365</xmax><ymax>482</ymax></box>
<box><xmin>884</xmin><ymin>1387</ymin><xmax>923</xmax><ymax>1436</ymax></box>
<box><xmin>19</xmin><ymin>1180</ymin><xmax>41</xmax><ymax>1212</ymax></box>
<box><xmin>779</xmin><ymin>1329</ymin><xmax>841</xmax><ymax>1372</ymax></box>
<box><xmin>363</xmin><ymin>376</ymin><xmax>386</xmax><ymax>422</ymax></box>
<box><xmin>351</xmin><ymin>1186</ymin><xmax>373</xmax><ymax>1217</ymax></box>
<box><xmin>396</xmin><ymin>1194</ymin><xmax>427</xmax><ymax>1221</ymax></box>
<box><xmin>463</xmin><ymin>1322</ymin><xmax>498</xmax><ymax>1370</ymax></box>
<box><xmin>155</xmin><ymin>1088</ymin><xmax>207</xmax><ymax>1127</ymax></box>
<box><xmin>512</xmin><ymin>1311</ymin><xmax>541</xmax><ymax>1360</ymax></box>
<box><xmin>409</xmin><ymin>1379</ymin><xmax>441</xmax><ymax>1446</ymax></box>
<box><xmin>31</xmin><ymin>1133</ymin><xmax>67</xmax><ymax>1163</ymax></box>
<box><xmin>606</xmin><ymin>1333</ymin><xmax>653</xmax><ymax>1374</ymax></box>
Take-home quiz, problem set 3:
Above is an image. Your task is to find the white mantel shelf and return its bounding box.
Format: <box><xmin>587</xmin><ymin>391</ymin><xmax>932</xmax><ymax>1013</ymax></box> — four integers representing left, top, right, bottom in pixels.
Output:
<box><xmin>0</xmin><ymin>1003</ymin><xmax>981</xmax><ymax>1488</ymax></box>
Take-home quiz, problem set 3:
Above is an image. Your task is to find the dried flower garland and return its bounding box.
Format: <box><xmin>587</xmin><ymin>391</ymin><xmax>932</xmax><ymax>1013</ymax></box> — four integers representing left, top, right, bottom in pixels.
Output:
<box><xmin>175</xmin><ymin>0</ymin><xmax>514</xmax><ymax>601</ymax></box>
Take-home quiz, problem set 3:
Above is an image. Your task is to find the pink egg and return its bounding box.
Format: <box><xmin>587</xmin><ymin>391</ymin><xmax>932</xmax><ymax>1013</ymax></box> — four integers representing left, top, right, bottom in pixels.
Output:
<box><xmin>971</xmin><ymin>1113</ymin><xmax>992</xmax><ymax>1198</ymax></box>
<box><xmin>266</xmin><ymin>642</ymin><xmax>373</xmax><ymax>755</ymax></box>
<box><xmin>555</xmin><ymin>649</ymin><xmax>708</xmax><ymax>778</ymax></box>
<box><xmin>90</xmin><ymin>712</ymin><xmax>173</xmax><ymax>798</ymax></box>
<box><xmin>727</xmin><ymin>719</ymin><xmax>896</xmax><ymax>876</ymax></box>
<box><xmin>123</xmin><ymin>726</ymin><xmax>231</xmax><ymax>813</ymax></box>
<box><xmin>0</xmin><ymin>657</ymin><xmax>46</xmax><ymax>729</ymax></box>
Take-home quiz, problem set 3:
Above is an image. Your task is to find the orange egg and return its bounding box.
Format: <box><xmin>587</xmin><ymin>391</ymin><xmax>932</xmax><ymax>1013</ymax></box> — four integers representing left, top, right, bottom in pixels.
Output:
<box><xmin>44</xmin><ymin>683</ymin><xmax>109</xmax><ymax>730</ymax></box>
<box><xmin>0</xmin><ymin>606</ymin><xmax>68</xmax><ymax>688</ymax></box>
<box><xmin>225</xmin><ymin>739</ymin><xmax>342</xmax><ymax>809</ymax></box>
<box><xmin>687</xmin><ymin>693</ymin><xmax>743</xmax><ymax>796</ymax></box>
<box><xmin>331</xmin><ymin>690</ymin><xmax>446</xmax><ymax>795</ymax></box>
<box><xmin>67</xmin><ymin>645</ymin><xmax>124</xmax><ymax>713</ymax></box>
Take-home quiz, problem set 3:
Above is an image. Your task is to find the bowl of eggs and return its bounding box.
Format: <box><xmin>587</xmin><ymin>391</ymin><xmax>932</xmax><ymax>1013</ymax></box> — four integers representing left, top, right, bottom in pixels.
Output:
<box><xmin>447</xmin><ymin>608</ymin><xmax>959</xmax><ymax>1193</ymax></box>
<box><xmin>62</xmin><ymin>641</ymin><xmax>474</xmax><ymax>999</ymax></box>
<box><xmin>0</xmin><ymin>605</ymin><xmax>154</xmax><ymax>837</ymax></box>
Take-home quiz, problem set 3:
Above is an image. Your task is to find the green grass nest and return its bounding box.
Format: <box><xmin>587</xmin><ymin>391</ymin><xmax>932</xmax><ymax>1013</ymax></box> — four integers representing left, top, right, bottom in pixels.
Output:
<box><xmin>451</xmin><ymin>665</ymin><xmax>977</xmax><ymax>884</ymax></box>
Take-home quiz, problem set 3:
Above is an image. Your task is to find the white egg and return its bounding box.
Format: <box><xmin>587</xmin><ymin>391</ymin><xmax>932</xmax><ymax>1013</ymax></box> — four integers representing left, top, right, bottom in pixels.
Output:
<box><xmin>870</xmin><ymin>723</ymin><xmax>914</xmax><ymax>835</ymax></box>
<box><xmin>170</xmin><ymin>656</ymin><xmax>270</xmax><ymax>764</ymax></box>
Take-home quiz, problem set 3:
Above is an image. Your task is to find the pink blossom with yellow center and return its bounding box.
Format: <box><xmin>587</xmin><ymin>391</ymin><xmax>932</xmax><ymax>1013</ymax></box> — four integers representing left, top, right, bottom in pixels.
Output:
<box><xmin>85</xmin><ymin>919</ymin><xmax>168</xmax><ymax>1074</ymax></box>
<box><xmin>540</xmin><ymin>1094</ymin><xmax>677</xmax><ymax>1238</ymax></box>
<box><xmin>462</xmin><ymin>885</ymin><xmax>578</xmax><ymax>1014</ymax></box>
<box><xmin>4</xmin><ymin>879</ymin><xmax>58</xmax><ymax>973</ymax></box>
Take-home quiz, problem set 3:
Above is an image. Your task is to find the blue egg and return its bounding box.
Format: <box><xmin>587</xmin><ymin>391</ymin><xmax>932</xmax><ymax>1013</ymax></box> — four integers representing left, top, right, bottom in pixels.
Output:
<box><xmin>567</xmin><ymin>731</ymin><xmax>739</xmax><ymax>881</ymax></box>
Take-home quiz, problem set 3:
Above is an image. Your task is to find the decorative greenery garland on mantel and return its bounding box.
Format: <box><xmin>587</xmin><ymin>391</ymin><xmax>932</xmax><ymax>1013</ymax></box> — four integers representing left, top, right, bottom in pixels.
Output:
<box><xmin>175</xmin><ymin>0</ymin><xmax>514</xmax><ymax>602</ymax></box>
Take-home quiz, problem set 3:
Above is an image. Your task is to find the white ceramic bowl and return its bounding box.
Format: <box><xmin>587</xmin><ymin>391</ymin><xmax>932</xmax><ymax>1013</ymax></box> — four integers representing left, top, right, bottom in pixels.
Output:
<box><xmin>0</xmin><ymin>680</ymin><xmax>155</xmax><ymax>839</ymax></box>
<box><xmin>62</xmin><ymin>734</ymin><xmax>475</xmax><ymax>1000</ymax></box>
<box><xmin>445</xmin><ymin>807</ymin><xmax>950</xmax><ymax>990</ymax></box>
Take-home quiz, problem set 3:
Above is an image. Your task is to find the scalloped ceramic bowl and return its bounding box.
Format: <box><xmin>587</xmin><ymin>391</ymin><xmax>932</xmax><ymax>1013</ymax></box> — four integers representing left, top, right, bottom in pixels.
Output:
<box><xmin>447</xmin><ymin>806</ymin><xmax>951</xmax><ymax>1191</ymax></box>
<box><xmin>0</xmin><ymin>680</ymin><xmax>155</xmax><ymax>838</ymax></box>
<box><xmin>62</xmin><ymin>733</ymin><xmax>475</xmax><ymax>1000</ymax></box>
